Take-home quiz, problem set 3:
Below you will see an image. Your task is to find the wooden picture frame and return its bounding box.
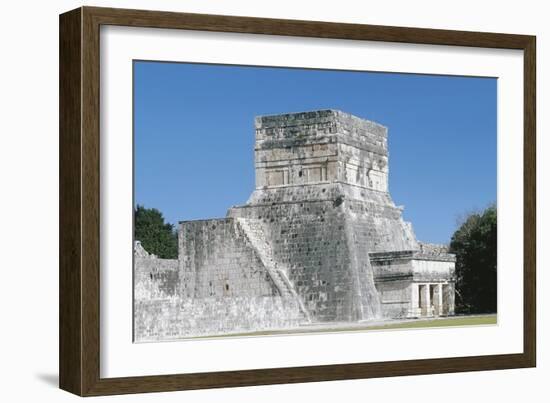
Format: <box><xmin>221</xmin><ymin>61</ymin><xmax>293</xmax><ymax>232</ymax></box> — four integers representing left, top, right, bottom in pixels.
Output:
<box><xmin>59</xmin><ymin>6</ymin><xmax>536</xmax><ymax>396</ymax></box>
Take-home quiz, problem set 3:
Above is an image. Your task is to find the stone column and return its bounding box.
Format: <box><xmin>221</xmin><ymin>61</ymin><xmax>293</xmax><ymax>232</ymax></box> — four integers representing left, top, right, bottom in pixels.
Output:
<box><xmin>419</xmin><ymin>284</ymin><xmax>430</xmax><ymax>317</ymax></box>
<box><xmin>434</xmin><ymin>283</ymin><xmax>443</xmax><ymax>316</ymax></box>
<box><xmin>410</xmin><ymin>283</ymin><xmax>419</xmax><ymax>317</ymax></box>
<box><xmin>448</xmin><ymin>283</ymin><xmax>455</xmax><ymax>316</ymax></box>
<box><xmin>424</xmin><ymin>284</ymin><xmax>431</xmax><ymax>317</ymax></box>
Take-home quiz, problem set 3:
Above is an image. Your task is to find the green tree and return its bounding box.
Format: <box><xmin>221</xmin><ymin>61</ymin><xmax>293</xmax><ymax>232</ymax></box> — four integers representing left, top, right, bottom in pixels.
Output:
<box><xmin>134</xmin><ymin>205</ymin><xmax>178</xmax><ymax>259</ymax></box>
<box><xmin>449</xmin><ymin>204</ymin><xmax>497</xmax><ymax>314</ymax></box>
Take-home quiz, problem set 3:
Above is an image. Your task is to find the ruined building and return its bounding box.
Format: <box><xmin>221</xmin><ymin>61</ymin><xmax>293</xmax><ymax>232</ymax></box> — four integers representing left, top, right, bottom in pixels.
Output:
<box><xmin>134</xmin><ymin>110</ymin><xmax>456</xmax><ymax>341</ymax></box>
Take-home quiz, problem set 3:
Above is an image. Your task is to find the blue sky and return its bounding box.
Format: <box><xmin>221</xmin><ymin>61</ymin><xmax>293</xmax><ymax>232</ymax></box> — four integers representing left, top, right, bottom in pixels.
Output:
<box><xmin>134</xmin><ymin>61</ymin><xmax>496</xmax><ymax>244</ymax></box>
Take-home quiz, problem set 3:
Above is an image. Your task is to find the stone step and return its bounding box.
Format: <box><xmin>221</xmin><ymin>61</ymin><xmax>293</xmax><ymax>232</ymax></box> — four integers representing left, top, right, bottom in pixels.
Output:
<box><xmin>236</xmin><ymin>218</ymin><xmax>311</xmax><ymax>322</ymax></box>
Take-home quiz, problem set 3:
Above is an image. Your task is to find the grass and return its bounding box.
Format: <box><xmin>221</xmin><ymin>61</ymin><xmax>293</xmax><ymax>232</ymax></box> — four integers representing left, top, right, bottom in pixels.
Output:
<box><xmin>364</xmin><ymin>314</ymin><xmax>497</xmax><ymax>331</ymax></box>
<box><xmin>181</xmin><ymin>314</ymin><xmax>498</xmax><ymax>340</ymax></box>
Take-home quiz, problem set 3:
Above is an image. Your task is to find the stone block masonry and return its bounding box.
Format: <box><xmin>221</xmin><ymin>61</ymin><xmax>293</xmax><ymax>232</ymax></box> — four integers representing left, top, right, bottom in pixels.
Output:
<box><xmin>134</xmin><ymin>241</ymin><xmax>178</xmax><ymax>300</ymax></box>
<box><xmin>135</xmin><ymin>297</ymin><xmax>302</xmax><ymax>341</ymax></box>
<box><xmin>134</xmin><ymin>109</ymin><xmax>456</xmax><ymax>341</ymax></box>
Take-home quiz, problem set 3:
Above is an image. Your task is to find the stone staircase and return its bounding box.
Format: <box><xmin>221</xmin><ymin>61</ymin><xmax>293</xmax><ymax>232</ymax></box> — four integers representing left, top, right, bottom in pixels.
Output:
<box><xmin>236</xmin><ymin>218</ymin><xmax>311</xmax><ymax>323</ymax></box>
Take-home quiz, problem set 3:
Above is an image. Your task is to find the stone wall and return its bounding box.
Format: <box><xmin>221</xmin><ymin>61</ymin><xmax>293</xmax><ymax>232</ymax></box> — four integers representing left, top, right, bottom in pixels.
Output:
<box><xmin>376</xmin><ymin>280</ymin><xmax>413</xmax><ymax>318</ymax></box>
<box><xmin>415</xmin><ymin>242</ymin><xmax>456</xmax><ymax>262</ymax></box>
<box><xmin>254</xmin><ymin>110</ymin><xmax>389</xmax><ymax>193</ymax></box>
<box><xmin>230</xmin><ymin>194</ymin><xmax>364</xmax><ymax>322</ymax></box>
<box><xmin>134</xmin><ymin>241</ymin><xmax>179</xmax><ymax>300</ymax></box>
<box><xmin>134</xmin><ymin>231</ymin><xmax>304</xmax><ymax>341</ymax></box>
<box><xmin>228</xmin><ymin>182</ymin><xmax>418</xmax><ymax>322</ymax></box>
<box><xmin>135</xmin><ymin>297</ymin><xmax>302</xmax><ymax>341</ymax></box>
<box><xmin>178</xmin><ymin>218</ymin><xmax>279</xmax><ymax>299</ymax></box>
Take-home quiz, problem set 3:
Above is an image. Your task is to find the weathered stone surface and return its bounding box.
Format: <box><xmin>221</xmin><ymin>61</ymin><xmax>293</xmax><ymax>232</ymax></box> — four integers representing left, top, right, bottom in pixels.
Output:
<box><xmin>134</xmin><ymin>241</ymin><xmax>178</xmax><ymax>300</ymax></box>
<box><xmin>370</xmin><ymin>243</ymin><xmax>456</xmax><ymax>318</ymax></box>
<box><xmin>227</xmin><ymin>110</ymin><xmax>418</xmax><ymax>322</ymax></box>
<box><xmin>135</xmin><ymin>297</ymin><xmax>302</xmax><ymax>341</ymax></box>
<box><xmin>134</xmin><ymin>110</ymin><xmax>456</xmax><ymax>341</ymax></box>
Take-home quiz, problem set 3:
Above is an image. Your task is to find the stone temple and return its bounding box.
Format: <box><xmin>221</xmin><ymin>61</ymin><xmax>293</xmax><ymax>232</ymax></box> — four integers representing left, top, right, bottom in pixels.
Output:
<box><xmin>134</xmin><ymin>110</ymin><xmax>456</xmax><ymax>341</ymax></box>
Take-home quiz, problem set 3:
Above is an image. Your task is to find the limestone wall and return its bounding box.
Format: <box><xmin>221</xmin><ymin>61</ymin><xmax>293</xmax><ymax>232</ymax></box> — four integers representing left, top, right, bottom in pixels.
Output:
<box><xmin>254</xmin><ymin>110</ymin><xmax>389</xmax><ymax>192</ymax></box>
<box><xmin>134</xmin><ymin>224</ymin><xmax>304</xmax><ymax>341</ymax></box>
<box><xmin>133</xmin><ymin>242</ymin><xmax>179</xmax><ymax>300</ymax></box>
<box><xmin>135</xmin><ymin>296</ymin><xmax>302</xmax><ymax>341</ymax></box>
<box><xmin>412</xmin><ymin>260</ymin><xmax>455</xmax><ymax>281</ymax></box>
<box><xmin>411</xmin><ymin>243</ymin><xmax>456</xmax><ymax>282</ymax></box>
<box><xmin>178</xmin><ymin>218</ymin><xmax>279</xmax><ymax>299</ymax></box>
<box><xmin>230</xmin><ymin>185</ymin><xmax>393</xmax><ymax>322</ymax></box>
<box><xmin>376</xmin><ymin>280</ymin><xmax>412</xmax><ymax>318</ymax></box>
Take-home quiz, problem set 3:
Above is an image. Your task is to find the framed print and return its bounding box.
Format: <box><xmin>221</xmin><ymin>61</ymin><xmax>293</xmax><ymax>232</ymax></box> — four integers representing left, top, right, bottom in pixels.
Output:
<box><xmin>59</xmin><ymin>6</ymin><xmax>536</xmax><ymax>396</ymax></box>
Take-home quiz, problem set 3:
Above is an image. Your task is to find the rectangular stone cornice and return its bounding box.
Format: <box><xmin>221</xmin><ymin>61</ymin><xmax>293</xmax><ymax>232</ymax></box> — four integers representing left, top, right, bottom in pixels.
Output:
<box><xmin>255</xmin><ymin>109</ymin><xmax>387</xmax><ymax>134</ymax></box>
<box><xmin>255</xmin><ymin>110</ymin><xmax>388</xmax><ymax>147</ymax></box>
<box><xmin>369</xmin><ymin>250</ymin><xmax>416</xmax><ymax>262</ymax></box>
<box><xmin>178</xmin><ymin>217</ymin><xmax>234</xmax><ymax>225</ymax></box>
<box><xmin>414</xmin><ymin>242</ymin><xmax>456</xmax><ymax>262</ymax></box>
